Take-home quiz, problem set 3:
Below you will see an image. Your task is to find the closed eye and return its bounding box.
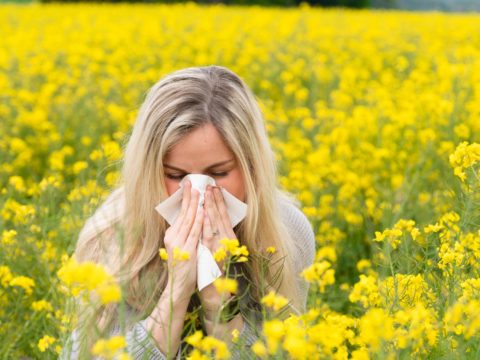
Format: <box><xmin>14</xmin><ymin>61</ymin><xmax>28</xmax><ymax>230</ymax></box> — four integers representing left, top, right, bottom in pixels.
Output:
<box><xmin>211</xmin><ymin>172</ymin><xmax>228</xmax><ymax>177</ymax></box>
<box><xmin>165</xmin><ymin>174</ymin><xmax>185</xmax><ymax>180</ymax></box>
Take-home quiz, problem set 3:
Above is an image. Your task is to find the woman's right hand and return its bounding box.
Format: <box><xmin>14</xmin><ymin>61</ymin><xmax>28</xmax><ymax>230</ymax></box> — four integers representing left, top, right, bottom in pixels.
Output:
<box><xmin>162</xmin><ymin>179</ymin><xmax>204</xmax><ymax>302</ymax></box>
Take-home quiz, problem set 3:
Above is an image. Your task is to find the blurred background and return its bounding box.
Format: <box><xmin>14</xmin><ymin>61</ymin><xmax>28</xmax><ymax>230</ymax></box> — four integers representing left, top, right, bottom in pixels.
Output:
<box><xmin>1</xmin><ymin>0</ymin><xmax>480</xmax><ymax>11</ymax></box>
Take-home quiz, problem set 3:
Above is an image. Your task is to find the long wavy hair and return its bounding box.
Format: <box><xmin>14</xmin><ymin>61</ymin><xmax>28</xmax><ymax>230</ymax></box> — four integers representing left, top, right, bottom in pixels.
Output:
<box><xmin>72</xmin><ymin>65</ymin><xmax>302</xmax><ymax>351</ymax></box>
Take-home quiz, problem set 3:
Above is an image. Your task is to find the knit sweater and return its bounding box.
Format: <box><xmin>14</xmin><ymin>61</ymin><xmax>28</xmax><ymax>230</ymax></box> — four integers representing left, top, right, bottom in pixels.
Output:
<box><xmin>60</xmin><ymin>197</ymin><xmax>316</xmax><ymax>359</ymax></box>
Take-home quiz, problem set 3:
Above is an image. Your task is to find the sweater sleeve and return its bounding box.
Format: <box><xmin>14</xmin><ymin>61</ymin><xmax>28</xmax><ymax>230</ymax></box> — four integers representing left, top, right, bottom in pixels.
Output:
<box><xmin>59</xmin><ymin>315</ymin><xmax>182</xmax><ymax>360</ymax></box>
<box><xmin>280</xmin><ymin>200</ymin><xmax>316</xmax><ymax>309</ymax></box>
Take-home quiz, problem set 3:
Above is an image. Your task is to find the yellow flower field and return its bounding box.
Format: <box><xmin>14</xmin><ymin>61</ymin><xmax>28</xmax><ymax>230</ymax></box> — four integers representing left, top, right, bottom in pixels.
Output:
<box><xmin>1</xmin><ymin>3</ymin><xmax>480</xmax><ymax>358</ymax></box>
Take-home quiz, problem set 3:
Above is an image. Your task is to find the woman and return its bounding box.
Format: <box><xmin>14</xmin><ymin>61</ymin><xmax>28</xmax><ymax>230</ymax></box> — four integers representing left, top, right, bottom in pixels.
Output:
<box><xmin>62</xmin><ymin>65</ymin><xmax>315</xmax><ymax>359</ymax></box>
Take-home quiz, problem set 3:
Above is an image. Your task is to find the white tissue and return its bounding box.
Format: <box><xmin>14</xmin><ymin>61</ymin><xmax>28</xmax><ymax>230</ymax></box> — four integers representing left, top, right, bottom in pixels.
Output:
<box><xmin>155</xmin><ymin>174</ymin><xmax>247</xmax><ymax>291</ymax></box>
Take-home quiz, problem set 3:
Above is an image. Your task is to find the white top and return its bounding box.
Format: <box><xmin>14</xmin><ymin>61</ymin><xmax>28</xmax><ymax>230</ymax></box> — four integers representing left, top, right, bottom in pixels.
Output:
<box><xmin>60</xmin><ymin>196</ymin><xmax>315</xmax><ymax>359</ymax></box>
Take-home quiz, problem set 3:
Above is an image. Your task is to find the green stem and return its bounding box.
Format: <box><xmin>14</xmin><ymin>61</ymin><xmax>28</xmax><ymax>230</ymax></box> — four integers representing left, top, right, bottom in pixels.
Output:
<box><xmin>167</xmin><ymin>269</ymin><xmax>174</xmax><ymax>359</ymax></box>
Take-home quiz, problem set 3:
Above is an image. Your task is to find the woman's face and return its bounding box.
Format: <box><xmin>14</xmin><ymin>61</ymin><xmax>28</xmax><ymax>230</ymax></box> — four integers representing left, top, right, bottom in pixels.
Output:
<box><xmin>163</xmin><ymin>122</ymin><xmax>246</xmax><ymax>202</ymax></box>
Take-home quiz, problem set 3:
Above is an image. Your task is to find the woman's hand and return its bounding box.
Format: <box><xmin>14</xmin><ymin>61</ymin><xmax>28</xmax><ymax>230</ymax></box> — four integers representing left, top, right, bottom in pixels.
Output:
<box><xmin>201</xmin><ymin>185</ymin><xmax>238</xmax><ymax>269</ymax></box>
<box><xmin>199</xmin><ymin>185</ymin><xmax>238</xmax><ymax>313</ymax></box>
<box><xmin>163</xmin><ymin>179</ymin><xmax>204</xmax><ymax>303</ymax></box>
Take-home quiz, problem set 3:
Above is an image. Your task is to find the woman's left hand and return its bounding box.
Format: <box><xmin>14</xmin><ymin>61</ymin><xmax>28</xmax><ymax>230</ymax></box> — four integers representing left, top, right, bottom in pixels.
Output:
<box><xmin>199</xmin><ymin>185</ymin><xmax>237</xmax><ymax>313</ymax></box>
<box><xmin>201</xmin><ymin>185</ymin><xmax>237</xmax><ymax>271</ymax></box>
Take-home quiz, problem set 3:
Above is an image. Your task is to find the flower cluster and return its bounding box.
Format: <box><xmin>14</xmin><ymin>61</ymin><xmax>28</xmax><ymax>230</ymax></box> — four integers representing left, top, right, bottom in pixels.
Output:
<box><xmin>186</xmin><ymin>330</ymin><xmax>230</xmax><ymax>360</ymax></box>
<box><xmin>57</xmin><ymin>257</ymin><xmax>121</xmax><ymax>304</ymax></box>
<box><xmin>213</xmin><ymin>238</ymin><xmax>249</xmax><ymax>264</ymax></box>
<box><xmin>449</xmin><ymin>142</ymin><xmax>480</xmax><ymax>182</ymax></box>
<box><xmin>91</xmin><ymin>335</ymin><xmax>131</xmax><ymax>360</ymax></box>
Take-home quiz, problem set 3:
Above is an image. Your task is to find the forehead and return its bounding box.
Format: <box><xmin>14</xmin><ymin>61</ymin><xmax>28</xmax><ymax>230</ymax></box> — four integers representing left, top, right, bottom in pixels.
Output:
<box><xmin>164</xmin><ymin>123</ymin><xmax>235</xmax><ymax>167</ymax></box>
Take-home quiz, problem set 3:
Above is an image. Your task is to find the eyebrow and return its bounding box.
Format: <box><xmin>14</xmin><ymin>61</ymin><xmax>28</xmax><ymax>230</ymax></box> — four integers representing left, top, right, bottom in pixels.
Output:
<box><xmin>163</xmin><ymin>158</ymin><xmax>235</xmax><ymax>172</ymax></box>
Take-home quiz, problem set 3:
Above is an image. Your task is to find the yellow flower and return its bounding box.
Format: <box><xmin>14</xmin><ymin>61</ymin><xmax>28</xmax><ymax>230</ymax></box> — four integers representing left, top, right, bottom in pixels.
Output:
<box><xmin>8</xmin><ymin>175</ymin><xmax>26</xmax><ymax>192</ymax></box>
<box><xmin>159</xmin><ymin>248</ymin><xmax>168</xmax><ymax>260</ymax></box>
<box><xmin>301</xmin><ymin>261</ymin><xmax>335</xmax><ymax>293</ymax></box>
<box><xmin>266</xmin><ymin>246</ymin><xmax>276</xmax><ymax>254</ymax></box>
<box><xmin>92</xmin><ymin>335</ymin><xmax>127</xmax><ymax>358</ymax></box>
<box><xmin>231</xmin><ymin>245</ymin><xmax>249</xmax><ymax>258</ymax></box>
<box><xmin>351</xmin><ymin>347</ymin><xmax>369</xmax><ymax>360</ymax></box>
<box><xmin>186</xmin><ymin>349</ymin><xmax>208</xmax><ymax>360</ymax></box>
<box><xmin>97</xmin><ymin>283</ymin><xmax>122</xmax><ymax>304</ymax></box>
<box><xmin>449</xmin><ymin>142</ymin><xmax>480</xmax><ymax>182</ymax></box>
<box><xmin>213</xmin><ymin>247</ymin><xmax>227</xmax><ymax>262</ymax></box>
<box><xmin>173</xmin><ymin>247</ymin><xmax>190</xmax><ymax>261</ymax></box>
<box><xmin>38</xmin><ymin>335</ymin><xmax>56</xmax><ymax>352</ymax></box>
<box><xmin>0</xmin><ymin>265</ymin><xmax>13</xmax><ymax>287</ymax></box>
<box><xmin>216</xmin><ymin>238</ymin><xmax>249</xmax><ymax>263</ymax></box>
<box><xmin>199</xmin><ymin>336</ymin><xmax>230</xmax><ymax>359</ymax></box>
<box><xmin>9</xmin><ymin>276</ymin><xmax>35</xmax><ymax>295</ymax></box>
<box><xmin>91</xmin><ymin>339</ymin><xmax>108</xmax><ymax>356</ymax></box>
<box><xmin>1</xmin><ymin>229</ymin><xmax>17</xmax><ymax>245</ymax></box>
<box><xmin>213</xmin><ymin>277</ymin><xmax>237</xmax><ymax>295</ymax></box>
<box><xmin>349</xmin><ymin>274</ymin><xmax>381</xmax><ymax>308</ymax></box>
<box><xmin>261</xmin><ymin>290</ymin><xmax>289</xmax><ymax>311</ymax></box>
<box><xmin>374</xmin><ymin>231</ymin><xmax>385</xmax><ymax>242</ymax></box>
<box><xmin>1</xmin><ymin>199</ymin><xmax>35</xmax><ymax>225</ymax></box>
<box><xmin>32</xmin><ymin>300</ymin><xmax>53</xmax><ymax>312</ymax></box>
<box><xmin>72</xmin><ymin>161</ymin><xmax>88</xmax><ymax>174</ymax></box>
<box><xmin>90</xmin><ymin>149</ymin><xmax>102</xmax><ymax>161</ymax></box>
<box><xmin>424</xmin><ymin>223</ymin><xmax>443</xmax><ymax>233</ymax></box>
<box><xmin>103</xmin><ymin>140</ymin><xmax>122</xmax><ymax>162</ymax></box>
<box><xmin>186</xmin><ymin>330</ymin><xmax>203</xmax><ymax>347</ymax></box>
<box><xmin>356</xmin><ymin>259</ymin><xmax>371</xmax><ymax>273</ymax></box>
<box><xmin>251</xmin><ymin>341</ymin><xmax>267</xmax><ymax>357</ymax></box>
<box><xmin>219</xmin><ymin>238</ymin><xmax>240</xmax><ymax>252</ymax></box>
<box><xmin>236</xmin><ymin>256</ymin><xmax>248</xmax><ymax>263</ymax></box>
<box><xmin>263</xmin><ymin>319</ymin><xmax>285</xmax><ymax>354</ymax></box>
<box><xmin>57</xmin><ymin>257</ymin><xmax>121</xmax><ymax>302</ymax></box>
<box><xmin>231</xmin><ymin>328</ymin><xmax>240</xmax><ymax>343</ymax></box>
<box><xmin>410</xmin><ymin>227</ymin><xmax>420</xmax><ymax>241</ymax></box>
<box><xmin>358</xmin><ymin>308</ymin><xmax>395</xmax><ymax>351</ymax></box>
<box><xmin>57</xmin><ymin>258</ymin><xmax>110</xmax><ymax>291</ymax></box>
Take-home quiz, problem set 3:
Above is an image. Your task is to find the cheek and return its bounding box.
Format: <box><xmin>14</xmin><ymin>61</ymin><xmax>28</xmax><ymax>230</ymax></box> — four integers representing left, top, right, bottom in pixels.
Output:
<box><xmin>217</xmin><ymin>171</ymin><xmax>246</xmax><ymax>202</ymax></box>
<box><xmin>165</xmin><ymin>179</ymin><xmax>180</xmax><ymax>196</ymax></box>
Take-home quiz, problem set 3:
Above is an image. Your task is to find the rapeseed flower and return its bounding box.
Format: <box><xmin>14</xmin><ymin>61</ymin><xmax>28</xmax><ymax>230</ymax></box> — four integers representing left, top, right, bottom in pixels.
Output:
<box><xmin>38</xmin><ymin>335</ymin><xmax>56</xmax><ymax>352</ymax></box>
<box><xmin>261</xmin><ymin>290</ymin><xmax>289</xmax><ymax>311</ymax></box>
<box><xmin>213</xmin><ymin>277</ymin><xmax>237</xmax><ymax>295</ymax></box>
<box><xmin>91</xmin><ymin>335</ymin><xmax>127</xmax><ymax>359</ymax></box>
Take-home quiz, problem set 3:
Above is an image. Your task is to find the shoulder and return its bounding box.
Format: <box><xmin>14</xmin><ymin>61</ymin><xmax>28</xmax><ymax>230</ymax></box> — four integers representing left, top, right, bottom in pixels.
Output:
<box><xmin>277</xmin><ymin>193</ymin><xmax>316</xmax><ymax>271</ymax></box>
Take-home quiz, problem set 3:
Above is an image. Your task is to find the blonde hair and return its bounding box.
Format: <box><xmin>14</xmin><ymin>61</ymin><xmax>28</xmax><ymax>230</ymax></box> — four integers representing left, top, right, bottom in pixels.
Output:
<box><xmin>73</xmin><ymin>65</ymin><xmax>302</xmax><ymax>346</ymax></box>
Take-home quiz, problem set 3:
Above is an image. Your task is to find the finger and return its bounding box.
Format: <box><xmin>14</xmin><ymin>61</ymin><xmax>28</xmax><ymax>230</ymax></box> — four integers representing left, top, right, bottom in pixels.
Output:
<box><xmin>204</xmin><ymin>188</ymin><xmax>221</xmax><ymax>233</ymax></box>
<box><xmin>213</xmin><ymin>187</ymin><xmax>235</xmax><ymax>237</ymax></box>
<box><xmin>186</xmin><ymin>206</ymin><xmax>204</xmax><ymax>250</ymax></box>
<box><xmin>202</xmin><ymin>209</ymin><xmax>213</xmax><ymax>243</ymax></box>
<box><xmin>178</xmin><ymin>188</ymin><xmax>200</xmax><ymax>244</ymax></box>
<box><xmin>171</xmin><ymin>179</ymin><xmax>191</xmax><ymax>232</ymax></box>
<box><xmin>207</xmin><ymin>187</ymin><xmax>230</xmax><ymax>238</ymax></box>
